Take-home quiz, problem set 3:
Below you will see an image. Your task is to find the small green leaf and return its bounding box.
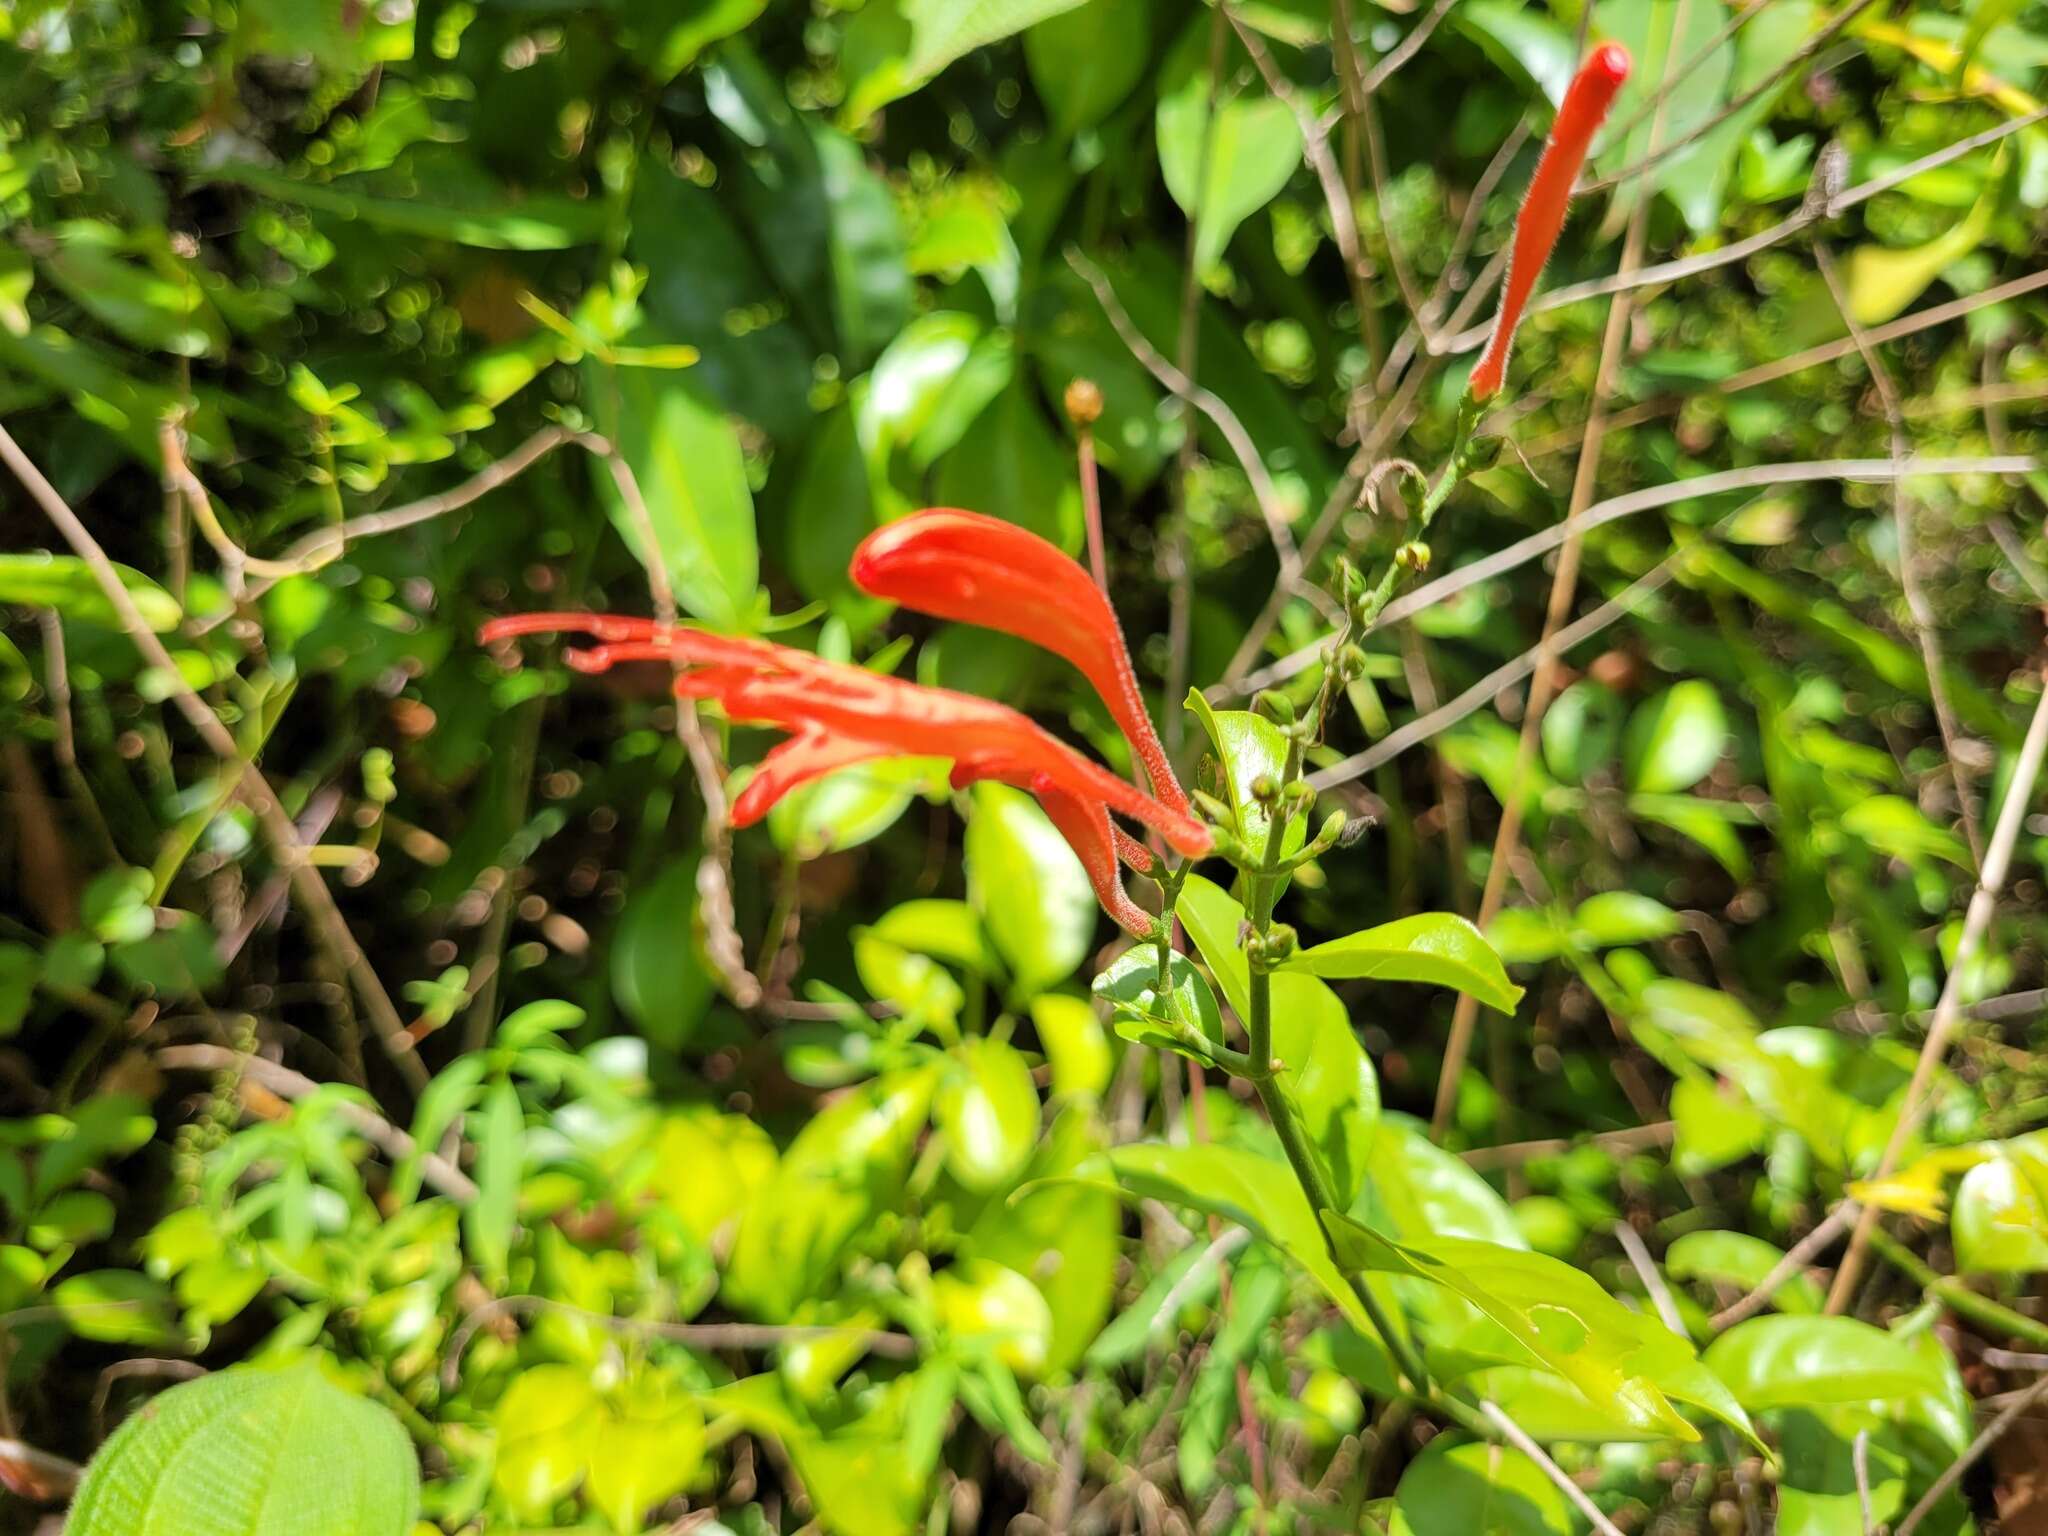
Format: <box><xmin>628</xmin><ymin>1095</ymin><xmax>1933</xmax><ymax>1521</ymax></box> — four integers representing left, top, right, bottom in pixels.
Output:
<box><xmin>966</xmin><ymin>782</ymin><xmax>1096</xmax><ymax>998</ymax></box>
<box><xmin>52</xmin><ymin>1269</ymin><xmax>176</xmax><ymax>1345</ymax></box>
<box><xmin>1030</xmin><ymin>993</ymin><xmax>1112</xmax><ymax>1100</ymax></box>
<box><xmin>935</xmin><ymin>1037</ymin><xmax>1040</xmax><ymax>1192</ymax></box>
<box><xmin>1183</xmin><ymin>690</ymin><xmax>1302</xmax><ymax>859</ymax></box>
<box><xmin>610</xmin><ymin>861</ymin><xmax>714</xmax><ymax>1051</ymax></box>
<box><xmin>1952</xmin><ymin>1134</ymin><xmax>2048</xmax><ymax>1274</ymax></box>
<box><xmin>1840</xmin><ymin>795</ymin><xmax>1972</xmax><ymax>869</ymax></box>
<box><xmin>1092</xmin><ymin>946</ymin><xmax>1225</xmax><ymax>1065</ymax></box>
<box><xmin>1157</xmin><ymin>19</ymin><xmax>1304</xmax><ymax>273</ymax></box>
<box><xmin>1569</xmin><ymin>892</ymin><xmax>1684</xmax><ymax>950</ymax></box>
<box><xmin>1624</xmin><ymin>681</ymin><xmax>1728</xmax><ymax>795</ymax></box>
<box><xmin>1282</xmin><ymin>913</ymin><xmax>1523</xmax><ymax>1014</ymax></box>
<box><xmin>0</xmin><ymin>553</ymin><xmax>181</xmax><ymax>631</ymax></box>
<box><xmin>1667</xmin><ymin>1230</ymin><xmax>1823</xmax><ymax>1314</ymax></box>
<box><xmin>1025</xmin><ymin>0</ymin><xmax>1150</xmax><ymax>136</ymax></box>
<box><xmin>591</xmin><ymin>364</ymin><xmax>758</xmax><ymax>630</ymax></box>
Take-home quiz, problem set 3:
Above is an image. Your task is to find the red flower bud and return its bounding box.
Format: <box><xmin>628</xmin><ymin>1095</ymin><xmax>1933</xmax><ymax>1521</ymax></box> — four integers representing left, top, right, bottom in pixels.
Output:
<box><xmin>1468</xmin><ymin>43</ymin><xmax>1631</xmax><ymax>403</ymax></box>
<box><xmin>849</xmin><ymin>509</ymin><xmax>1191</xmax><ymax>819</ymax></box>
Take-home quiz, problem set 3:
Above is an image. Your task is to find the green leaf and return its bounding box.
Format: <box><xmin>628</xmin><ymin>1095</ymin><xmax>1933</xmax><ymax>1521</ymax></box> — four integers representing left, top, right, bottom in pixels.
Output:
<box><xmin>585</xmin><ymin>1375</ymin><xmax>706</xmax><ymax>1531</ymax></box>
<box><xmin>932</xmin><ymin>1259</ymin><xmax>1055</xmax><ymax>1375</ymax></box>
<box><xmin>1485</xmin><ymin>908</ymin><xmax>1567</xmax><ymax>966</ymax></box>
<box><xmin>1180</xmin><ymin>1246</ymin><xmax>1288</xmax><ymax>1492</ymax></box>
<box><xmin>1839</xmin><ymin>795</ymin><xmax>1972</xmax><ymax>869</ymax></box>
<box><xmin>610</xmin><ymin>861</ymin><xmax>714</xmax><ymax>1050</ymax></box>
<box><xmin>1666</xmin><ymin>1230</ymin><xmax>1823</xmax><ymax>1314</ymax></box>
<box><xmin>67</xmin><ymin>1363</ymin><xmax>419</xmax><ymax>1536</ymax></box>
<box><xmin>1389</xmin><ymin>1436</ymin><xmax>1577</xmax><ymax>1536</ymax></box>
<box><xmin>1176</xmin><ymin>873</ymin><xmax>1254</xmax><ymax>1020</ymax></box>
<box><xmin>1569</xmin><ymin>892</ymin><xmax>1683</xmax><ymax>950</ymax></box>
<box><xmin>1624</xmin><ymin>681</ymin><xmax>1728</xmax><ymax>795</ymax></box>
<box><xmin>726</xmin><ymin>1066</ymin><xmax>940</xmax><ymax>1320</ymax></box>
<box><xmin>590</xmin><ymin>365</ymin><xmax>759</xmax><ymax>631</ymax></box>
<box><xmin>1847</xmin><ymin>172</ymin><xmax>1999</xmax><ymax>325</ymax></box>
<box><xmin>1455</xmin><ymin>0</ymin><xmax>1577</xmax><ymax>103</ymax></box>
<box><xmin>1283</xmin><ymin>913</ymin><xmax>1523</xmax><ymax>1014</ymax></box>
<box><xmin>1627</xmin><ymin>792</ymin><xmax>1753</xmax><ymax>879</ymax></box>
<box><xmin>968</xmin><ymin>1106</ymin><xmax>1118</xmax><ymax>1372</ymax></box>
<box><xmin>1669</xmin><ymin>1076</ymin><xmax>1768</xmax><ymax>1176</ymax></box>
<box><xmin>200</xmin><ymin>161</ymin><xmax>606</xmax><ymax>250</ymax></box>
<box><xmin>1952</xmin><ymin>1134</ymin><xmax>2048</xmax><ymax>1274</ymax></box>
<box><xmin>466</xmin><ymin>1078</ymin><xmax>524</xmax><ymax>1290</ymax></box>
<box><xmin>1092</xmin><ymin>945</ymin><xmax>1225</xmax><ymax>1065</ymax></box>
<box><xmin>0</xmin><ymin>944</ymin><xmax>38</xmax><ymax>1037</ymax></box>
<box><xmin>768</xmin><ymin>756</ymin><xmax>949</xmax><ymax>859</ymax></box>
<box><xmin>815</xmin><ymin>127</ymin><xmax>913</xmax><ymax>369</ymax></box>
<box><xmin>1030</xmin><ymin>993</ymin><xmax>1113</xmax><ymax>1100</ymax></box>
<box><xmin>51</xmin><ymin>1269</ymin><xmax>176</xmax><ymax>1345</ymax></box>
<box><xmin>1025</xmin><ymin>0</ymin><xmax>1150</xmax><ymax>136</ymax></box>
<box><xmin>0</xmin><ymin>553</ymin><xmax>182</xmax><ymax>631</ymax></box>
<box><xmin>1183</xmin><ymin>690</ymin><xmax>1302</xmax><ymax>859</ymax></box>
<box><xmin>493</xmin><ymin>1364</ymin><xmax>600</xmax><ymax>1516</ymax></box>
<box><xmin>1156</xmin><ymin>19</ymin><xmax>1304</xmax><ymax>273</ymax></box>
<box><xmin>1108</xmin><ymin>1140</ymin><xmax>1378</xmax><ymax>1337</ymax></box>
<box><xmin>856</xmin><ymin>927</ymin><xmax>965</xmax><ymax>1027</ymax></box>
<box><xmin>1703</xmin><ymin>1316</ymin><xmax>1949</xmax><ymax>1410</ymax></box>
<box><xmin>1326</xmin><ymin>1214</ymin><xmax>1757</xmax><ymax>1445</ymax></box>
<box><xmin>869</xmin><ymin>899</ymin><xmax>999</xmax><ymax>976</ymax></box>
<box><xmin>1541</xmin><ymin>680</ymin><xmax>1623</xmax><ymax>785</ymax></box>
<box><xmin>966</xmin><ymin>782</ymin><xmax>1096</xmax><ymax>998</ymax></box>
<box><xmin>935</xmin><ymin>1037</ymin><xmax>1041</xmax><ymax>1192</ymax></box>
<box><xmin>640</xmin><ymin>0</ymin><xmax>769</xmax><ymax>79</ymax></box>
<box><xmin>843</xmin><ymin>0</ymin><xmax>1092</xmax><ymax>124</ymax></box>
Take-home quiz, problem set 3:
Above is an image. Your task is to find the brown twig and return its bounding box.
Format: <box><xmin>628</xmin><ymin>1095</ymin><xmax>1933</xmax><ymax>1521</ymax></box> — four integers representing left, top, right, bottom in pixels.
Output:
<box><xmin>1458</xmin><ymin>1120</ymin><xmax>1674</xmax><ymax>1171</ymax></box>
<box><xmin>1895</xmin><ymin>1371</ymin><xmax>2048</xmax><ymax>1536</ymax></box>
<box><xmin>157</xmin><ymin>1043</ymin><xmax>476</xmax><ymax>1200</ymax></box>
<box><xmin>0</xmin><ymin>422</ymin><xmax>431</xmax><ymax>1096</ymax></box>
<box><xmin>1711</xmin><ymin>1201</ymin><xmax>1860</xmax><ymax>1330</ymax></box>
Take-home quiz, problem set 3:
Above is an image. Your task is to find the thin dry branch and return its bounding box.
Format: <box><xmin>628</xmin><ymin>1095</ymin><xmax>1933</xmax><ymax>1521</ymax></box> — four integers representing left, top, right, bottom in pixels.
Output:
<box><xmin>1711</xmin><ymin>1201</ymin><xmax>1860</xmax><ymax>1329</ymax></box>
<box><xmin>1481</xmin><ymin>1402</ymin><xmax>1626</xmax><ymax>1536</ymax></box>
<box><xmin>0</xmin><ymin>422</ymin><xmax>431</xmax><ymax>1095</ymax></box>
<box><xmin>1224</xmin><ymin>454</ymin><xmax>2046</xmax><ymax>700</ymax></box>
<box><xmin>1069</xmin><ymin>248</ymin><xmax>1305</xmax><ymax>584</ymax></box>
<box><xmin>158</xmin><ymin>1043</ymin><xmax>478</xmax><ymax>1201</ymax></box>
<box><xmin>1896</xmin><ymin>1371</ymin><xmax>2048</xmax><ymax>1536</ymax></box>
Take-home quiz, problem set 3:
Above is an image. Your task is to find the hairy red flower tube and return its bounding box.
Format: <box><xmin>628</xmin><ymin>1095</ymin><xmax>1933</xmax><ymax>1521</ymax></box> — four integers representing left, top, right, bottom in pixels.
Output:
<box><xmin>1467</xmin><ymin>42</ymin><xmax>1632</xmax><ymax>403</ymax></box>
<box><xmin>848</xmin><ymin>509</ymin><xmax>1190</xmax><ymax>819</ymax></box>
<box><xmin>478</xmin><ymin>612</ymin><xmax>1210</xmax><ymax>933</ymax></box>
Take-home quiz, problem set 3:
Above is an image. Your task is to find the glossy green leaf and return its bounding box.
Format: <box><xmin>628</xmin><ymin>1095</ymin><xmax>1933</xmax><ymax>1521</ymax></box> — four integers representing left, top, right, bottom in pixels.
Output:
<box><xmin>1669</xmin><ymin>1076</ymin><xmax>1769</xmax><ymax>1176</ymax></box>
<box><xmin>726</xmin><ymin>1067</ymin><xmax>940</xmax><ymax>1319</ymax></box>
<box><xmin>493</xmin><ymin>1364</ymin><xmax>600</xmax><ymax>1516</ymax></box>
<box><xmin>1569</xmin><ymin>892</ymin><xmax>1684</xmax><ymax>950</ymax></box>
<box><xmin>1703</xmin><ymin>1316</ymin><xmax>1948</xmax><ymax>1410</ymax></box>
<box><xmin>1624</xmin><ymin>681</ymin><xmax>1728</xmax><ymax>795</ymax></box>
<box><xmin>855</xmin><ymin>929</ymin><xmax>965</xmax><ymax>1028</ymax></box>
<box><xmin>68</xmin><ymin>1363</ymin><xmax>418</xmax><ymax>1536</ymax></box>
<box><xmin>1092</xmin><ymin>945</ymin><xmax>1225</xmax><ymax>1065</ymax></box>
<box><xmin>1184</xmin><ymin>690</ymin><xmax>1302</xmax><ymax>858</ymax></box>
<box><xmin>1282</xmin><ymin>913</ymin><xmax>1523</xmax><ymax>1014</ymax></box>
<box><xmin>1157</xmin><ymin>20</ymin><xmax>1304</xmax><ymax>273</ymax></box>
<box><xmin>966</xmin><ymin>782</ymin><xmax>1095</xmax><ymax>998</ymax></box>
<box><xmin>1108</xmin><ymin>1140</ymin><xmax>1376</xmax><ymax>1335</ymax></box>
<box><xmin>844</xmin><ymin>0</ymin><xmax>1091</xmax><ymax>123</ymax></box>
<box><xmin>1326</xmin><ymin>1213</ymin><xmax>1757</xmax><ymax>1445</ymax></box>
<box><xmin>202</xmin><ymin>161</ymin><xmax>606</xmax><ymax>249</ymax></box>
<box><xmin>768</xmin><ymin>756</ymin><xmax>949</xmax><ymax>859</ymax></box>
<box><xmin>51</xmin><ymin>1268</ymin><xmax>176</xmax><ymax>1345</ymax></box>
<box><xmin>1485</xmin><ymin>907</ymin><xmax>1567</xmax><ymax>966</ymax></box>
<box><xmin>935</xmin><ymin>1037</ymin><xmax>1041</xmax><ymax>1192</ymax></box>
<box><xmin>1666</xmin><ymin>1230</ymin><xmax>1823</xmax><ymax>1314</ymax></box>
<box><xmin>1839</xmin><ymin>794</ymin><xmax>1972</xmax><ymax>869</ymax></box>
<box><xmin>1847</xmin><ymin>172</ymin><xmax>1999</xmax><ymax>325</ymax></box>
<box><xmin>0</xmin><ymin>553</ymin><xmax>181</xmax><ymax>631</ymax></box>
<box><xmin>1389</xmin><ymin>1436</ymin><xmax>1578</xmax><ymax>1536</ymax></box>
<box><xmin>591</xmin><ymin>365</ymin><xmax>758</xmax><ymax>631</ymax></box>
<box><xmin>585</xmin><ymin>1377</ymin><xmax>705</xmax><ymax>1531</ymax></box>
<box><xmin>1025</xmin><ymin>0</ymin><xmax>1149</xmax><ymax>136</ymax></box>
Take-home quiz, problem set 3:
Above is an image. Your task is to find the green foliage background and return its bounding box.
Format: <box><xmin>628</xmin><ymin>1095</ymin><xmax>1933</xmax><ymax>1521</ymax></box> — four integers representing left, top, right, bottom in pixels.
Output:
<box><xmin>2</xmin><ymin>0</ymin><xmax>2047</xmax><ymax>1530</ymax></box>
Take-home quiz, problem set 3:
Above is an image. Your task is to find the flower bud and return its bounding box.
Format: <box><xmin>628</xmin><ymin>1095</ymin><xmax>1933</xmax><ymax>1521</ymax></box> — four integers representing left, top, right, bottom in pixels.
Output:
<box><xmin>1250</xmin><ymin>773</ymin><xmax>1280</xmax><ymax>804</ymax></box>
<box><xmin>1395</xmin><ymin>541</ymin><xmax>1431</xmax><ymax>573</ymax></box>
<box><xmin>1255</xmin><ymin>689</ymin><xmax>1297</xmax><ymax>724</ymax></box>
<box><xmin>1063</xmin><ymin>377</ymin><xmax>1105</xmax><ymax>426</ymax></box>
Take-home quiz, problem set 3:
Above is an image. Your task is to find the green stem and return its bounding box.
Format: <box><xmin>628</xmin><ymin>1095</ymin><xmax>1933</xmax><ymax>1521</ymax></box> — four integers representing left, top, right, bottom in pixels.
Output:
<box><xmin>1869</xmin><ymin>1226</ymin><xmax>2048</xmax><ymax>1349</ymax></box>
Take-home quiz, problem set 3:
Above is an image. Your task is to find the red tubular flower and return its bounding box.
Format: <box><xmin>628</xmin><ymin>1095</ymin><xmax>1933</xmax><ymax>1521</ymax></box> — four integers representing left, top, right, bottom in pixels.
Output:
<box><xmin>479</xmin><ymin>612</ymin><xmax>1210</xmax><ymax>933</ymax></box>
<box><xmin>1467</xmin><ymin>43</ymin><xmax>1632</xmax><ymax>403</ymax></box>
<box><xmin>848</xmin><ymin>509</ymin><xmax>1191</xmax><ymax>819</ymax></box>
